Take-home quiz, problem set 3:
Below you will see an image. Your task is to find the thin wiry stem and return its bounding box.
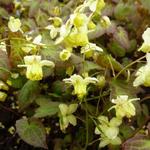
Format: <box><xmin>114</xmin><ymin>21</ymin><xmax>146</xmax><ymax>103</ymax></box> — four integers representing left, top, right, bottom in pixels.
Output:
<box><xmin>114</xmin><ymin>55</ymin><xmax>146</xmax><ymax>80</ymax></box>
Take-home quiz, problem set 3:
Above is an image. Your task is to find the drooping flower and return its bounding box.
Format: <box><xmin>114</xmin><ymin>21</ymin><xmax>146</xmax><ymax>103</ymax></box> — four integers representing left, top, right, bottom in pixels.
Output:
<box><xmin>21</xmin><ymin>35</ymin><xmax>44</xmax><ymax>54</ymax></box>
<box><xmin>81</xmin><ymin>42</ymin><xmax>103</xmax><ymax>58</ymax></box>
<box><xmin>0</xmin><ymin>42</ymin><xmax>6</xmax><ymax>52</ymax></box>
<box><xmin>59</xmin><ymin>103</ymin><xmax>78</xmax><ymax>131</ymax></box>
<box><xmin>100</xmin><ymin>16</ymin><xmax>111</xmax><ymax>28</ymax></box>
<box><xmin>59</xmin><ymin>48</ymin><xmax>72</xmax><ymax>61</ymax></box>
<box><xmin>32</xmin><ymin>35</ymin><xmax>45</xmax><ymax>46</ymax></box>
<box><xmin>70</xmin><ymin>13</ymin><xmax>88</xmax><ymax>28</ymax></box>
<box><xmin>0</xmin><ymin>91</ymin><xmax>7</xmax><ymax>102</ymax></box>
<box><xmin>109</xmin><ymin>95</ymin><xmax>140</xmax><ymax>119</ymax></box>
<box><xmin>64</xmin><ymin>31</ymin><xmax>89</xmax><ymax>47</ymax></box>
<box><xmin>96</xmin><ymin>75</ymin><xmax>105</xmax><ymax>88</ymax></box>
<box><xmin>8</xmin><ymin>16</ymin><xmax>21</xmax><ymax>32</ymax></box>
<box><xmin>0</xmin><ymin>81</ymin><xmax>9</xmax><ymax>91</ymax></box>
<box><xmin>95</xmin><ymin>116</ymin><xmax>122</xmax><ymax>148</ymax></box>
<box><xmin>18</xmin><ymin>55</ymin><xmax>55</xmax><ymax>81</ymax></box>
<box><xmin>63</xmin><ymin>74</ymin><xmax>98</xmax><ymax>100</ymax></box>
<box><xmin>87</xmin><ymin>0</ymin><xmax>105</xmax><ymax>14</ymax></box>
<box><xmin>133</xmin><ymin>53</ymin><xmax>150</xmax><ymax>87</ymax></box>
<box><xmin>45</xmin><ymin>17</ymin><xmax>62</xmax><ymax>39</ymax></box>
<box><xmin>138</xmin><ymin>27</ymin><xmax>150</xmax><ymax>53</ymax></box>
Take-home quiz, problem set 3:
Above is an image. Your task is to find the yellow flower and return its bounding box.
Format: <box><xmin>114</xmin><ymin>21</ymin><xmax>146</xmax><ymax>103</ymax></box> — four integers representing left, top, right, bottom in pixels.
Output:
<box><xmin>0</xmin><ymin>80</ymin><xmax>9</xmax><ymax>91</ymax></box>
<box><xmin>48</xmin><ymin>17</ymin><xmax>62</xmax><ymax>27</ymax></box>
<box><xmin>18</xmin><ymin>55</ymin><xmax>55</xmax><ymax>81</ymax></box>
<box><xmin>88</xmin><ymin>0</ymin><xmax>105</xmax><ymax>14</ymax></box>
<box><xmin>65</xmin><ymin>32</ymin><xmax>89</xmax><ymax>47</ymax></box>
<box><xmin>96</xmin><ymin>75</ymin><xmax>105</xmax><ymax>88</ymax></box>
<box><xmin>55</xmin><ymin>21</ymin><xmax>72</xmax><ymax>45</ymax></box>
<box><xmin>138</xmin><ymin>28</ymin><xmax>150</xmax><ymax>53</ymax></box>
<box><xmin>8</xmin><ymin>16</ymin><xmax>21</xmax><ymax>32</ymax></box>
<box><xmin>32</xmin><ymin>35</ymin><xmax>45</xmax><ymax>46</ymax></box>
<box><xmin>133</xmin><ymin>53</ymin><xmax>150</xmax><ymax>87</ymax></box>
<box><xmin>0</xmin><ymin>91</ymin><xmax>7</xmax><ymax>102</ymax></box>
<box><xmin>88</xmin><ymin>21</ymin><xmax>96</xmax><ymax>30</ymax></box>
<box><xmin>59</xmin><ymin>103</ymin><xmax>78</xmax><ymax>131</ymax></box>
<box><xmin>81</xmin><ymin>42</ymin><xmax>103</xmax><ymax>58</ymax></box>
<box><xmin>70</xmin><ymin>13</ymin><xmax>88</xmax><ymax>28</ymax></box>
<box><xmin>100</xmin><ymin>16</ymin><xmax>111</xmax><ymax>28</ymax></box>
<box><xmin>59</xmin><ymin>48</ymin><xmax>72</xmax><ymax>61</ymax></box>
<box><xmin>63</xmin><ymin>74</ymin><xmax>98</xmax><ymax>100</ymax></box>
<box><xmin>95</xmin><ymin>116</ymin><xmax>122</xmax><ymax>148</ymax></box>
<box><xmin>55</xmin><ymin>12</ymin><xmax>89</xmax><ymax>47</ymax></box>
<box><xmin>109</xmin><ymin>95</ymin><xmax>140</xmax><ymax>119</ymax></box>
<box><xmin>49</xmin><ymin>25</ymin><xmax>59</xmax><ymax>39</ymax></box>
<box><xmin>21</xmin><ymin>43</ymin><xmax>37</xmax><ymax>54</ymax></box>
<box><xmin>0</xmin><ymin>42</ymin><xmax>6</xmax><ymax>52</ymax></box>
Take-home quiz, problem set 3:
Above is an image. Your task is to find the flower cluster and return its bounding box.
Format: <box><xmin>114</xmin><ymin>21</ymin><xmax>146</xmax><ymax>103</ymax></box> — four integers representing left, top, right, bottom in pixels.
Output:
<box><xmin>46</xmin><ymin>0</ymin><xmax>111</xmax><ymax>61</ymax></box>
<box><xmin>6</xmin><ymin>0</ymin><xmax>144</xmax><ymax>149</ymax></box>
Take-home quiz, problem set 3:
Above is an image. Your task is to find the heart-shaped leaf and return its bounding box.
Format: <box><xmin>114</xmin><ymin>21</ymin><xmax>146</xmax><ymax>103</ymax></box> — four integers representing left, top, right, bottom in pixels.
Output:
<box><xmin>18</xmin><ymin>80</ymin><xmax>39</xmax><ymax>110</ymax></box>
<box><xmin>16</xmin><ymin>118</ymin><xmax>47</xmax><ymax>149</ymax></box>
<box><xmin>34</xmin><ymin>96</ymin><xmax>59</xmax><ymax>118</ymax></box>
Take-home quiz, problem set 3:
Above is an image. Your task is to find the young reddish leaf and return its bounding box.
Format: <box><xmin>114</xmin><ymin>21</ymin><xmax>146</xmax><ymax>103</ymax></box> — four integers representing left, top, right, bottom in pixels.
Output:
<box><xmin>94</xmin><ymin>53</ymin><xmax>127</xmax><ymax>76</ymax></box>
<box><xmin>16</xmin><ymin>118</ymin><xmax>48</xmax><ymax>149</ymax></box>
<box><xmin>113</xmin><ymin>27</ymin><xmax>130</xmax><ymax>50</ymax></box>
<box><xmin>9</xmin><ymin>37</ymin><xmax>25</xmax><ymax>67</ymax></box>
<box><xmin>122</xmin><ymin>134</ymin><xmax>150</xmax><ymax>150</ymax></box>
<box><xmin>0</xmin><ymin>49</ymin><xmax>11</xmax><ymax>80</ymax></box>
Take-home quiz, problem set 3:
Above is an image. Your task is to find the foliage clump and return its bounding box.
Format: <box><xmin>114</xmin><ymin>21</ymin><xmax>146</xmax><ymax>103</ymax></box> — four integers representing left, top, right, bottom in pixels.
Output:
<box><xmin>0</xmin><ymin>0</ymin><xmax>150</xmax><ymax>149</ymax></box>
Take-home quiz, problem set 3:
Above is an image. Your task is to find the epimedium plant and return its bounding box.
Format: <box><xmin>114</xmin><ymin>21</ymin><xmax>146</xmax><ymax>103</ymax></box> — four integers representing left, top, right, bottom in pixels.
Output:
<box><xmin>0</xmin><ymin>0</ymin><xmax>150</xmax><ymax>150</ymax></box>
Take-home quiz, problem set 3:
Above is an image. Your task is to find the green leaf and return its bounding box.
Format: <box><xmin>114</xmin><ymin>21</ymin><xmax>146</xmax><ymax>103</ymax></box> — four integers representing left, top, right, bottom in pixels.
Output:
<box><xmin>16</xmin><ymin>118</ymin><xmax>47</xmax><ymax>149</ymax></box>
<box><xmin>35</xmin><ymin>10</ymin><xmax>49</xmax><ymax>27</ymax></box>
<box><xmin>51</xmin><ymin>80</ymin><xmax>66</xmax><ymax>95</ymax></box>
<box><xmin>94</xmin><ymin>53</ymin><xmax>127</xmax><ymax>76</ymax></box>
<box><xmin>108</xmin><ymin>41</ymin><xmax>126</xmax><ymax>57</ymax></box>
<box><xmin>83</xmin><ymin>61</ymin><xmax>102</xmax><ymax>73</ymax></box>
<box><xmin>9</xmin><ymin>38</ymin><xmax>25</xmax><ymax>67</ymax></box>
<box><xmin>110</xmin><ymin>79</ymin><xmax>137</xmax><ymax>98</ymax></box>
<box><xmin>9</xmin><ymin>76</ymin><xmax>26</xmax><ymax>89</ymax></box>
<box><xmin>141</xmin><ymin>0</ymin><xmax>150</xmax><ymax>13</ymax></box>
<box><xmin>120</xmin><ymin>124</ymin><xmax>134</xmax><ymax>139</ymax></box>
<box><xmin>18</xmin><ymin>80</ymin><xmax>39</xmax><ymax>110</ymax></box>
<box><xmin>0</xmin><ymin>49</ymin><xmax>11</xmax><ymax>80</ymax></box>
<box><xmin>34</xmin><ymin>96</ymin><xmax>59</xmax><ymax>118</ymax></box>
<box><xmin>114</xmin><ymin>2</ymin><xmax>134</xmax><ymax>21</ymax></box>
<box><xmin>122</xmin><ymin>134</ymin><xmax>150</xmax><ymax>150</ymax></box>
<box><xmin>0</xmin><ymin>7</ymin><xmax>9</xmax><ymax>19</ymax></box>
<box><xmin>113</xmin><ymin>27</ymin><xmax>130</xmax><ymax>50</ymax></box>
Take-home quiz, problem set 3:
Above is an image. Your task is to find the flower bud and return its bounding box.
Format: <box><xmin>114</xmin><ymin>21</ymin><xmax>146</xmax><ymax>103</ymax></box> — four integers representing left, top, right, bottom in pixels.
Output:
<box><xmin>100</xmin><ymin>16</ymin><xmax>111</xmax><ymax>28</ymax></box>
<box><xmin>97</xmin><ymin>75</ymin><xmax>105</xmax><ymax>88</ymax></box>
<box><xmin>59</xmin><ymin>48</ymin><xmax>72</xmax><ymax>61</ymax></box>
<box><xmin>0</xmin><ymin>91</ymin><xmax>7</xmax><ymax>102</ymax></box>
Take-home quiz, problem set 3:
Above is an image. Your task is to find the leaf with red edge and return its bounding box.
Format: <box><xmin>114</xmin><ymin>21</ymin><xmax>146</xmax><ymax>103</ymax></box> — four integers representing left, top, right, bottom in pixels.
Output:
<box><xmin>122</xmin><ymin>134</ymin><xmax>150</xmax><ymax>150</ymax></box>
<box><xmin>0</xmin><ymin>49</ymin><xmax>11</xmax><ymax>80</ymax></box>
<box><xmin>16</xmin><ymin>118</ymin><xmax>48</xmax><ymax>149</ymax></box>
